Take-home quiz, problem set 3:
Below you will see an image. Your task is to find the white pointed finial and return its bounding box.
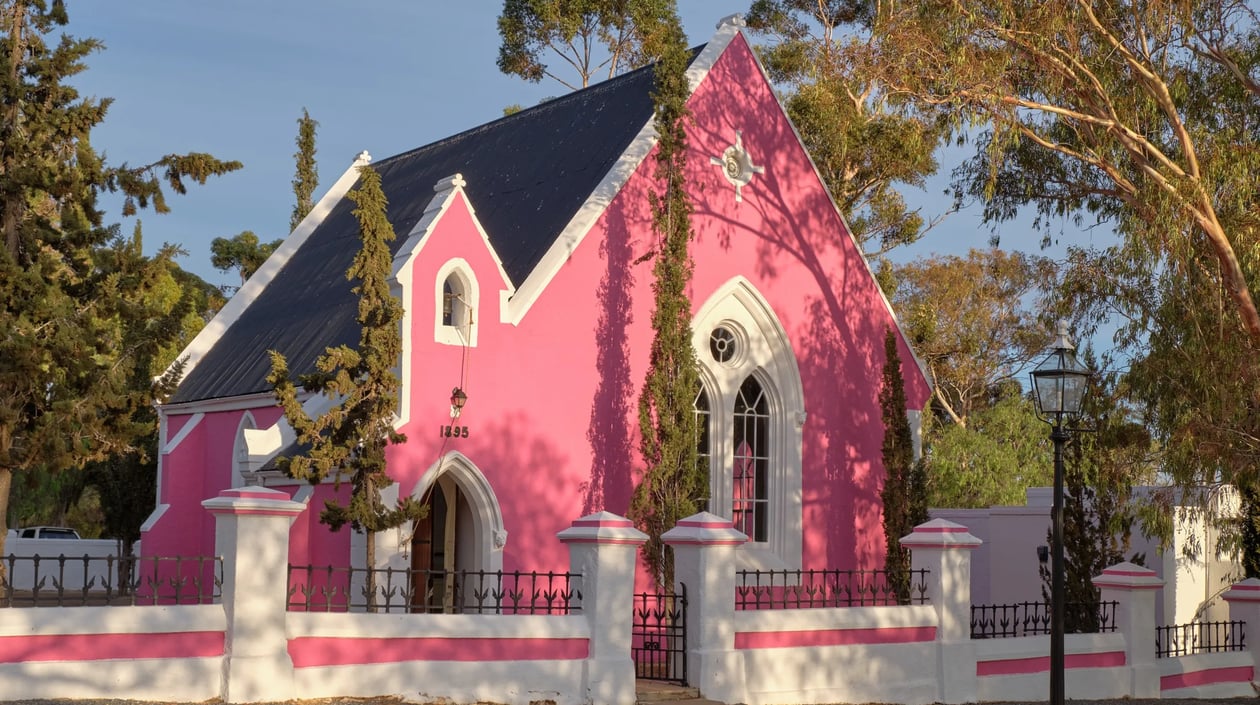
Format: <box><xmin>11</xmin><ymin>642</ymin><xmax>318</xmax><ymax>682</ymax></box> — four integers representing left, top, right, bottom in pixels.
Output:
<box><xmin>354</xmin><ymin>150</ymin><xmax>372</xmax><ymax>166</ymax></box>
<box><xmin>1052</xmin><ymin>320</ymin><xmax>1075</xmax><ymax>352</ymax></box>
<box><xmin>718</xmin><ymin>14</ymin><xmax>746</xmax><ymax>29</ymax></box>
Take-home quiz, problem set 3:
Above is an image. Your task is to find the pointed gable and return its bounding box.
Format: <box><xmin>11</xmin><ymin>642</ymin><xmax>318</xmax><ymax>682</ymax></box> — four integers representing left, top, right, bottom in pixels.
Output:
<box><xmin>172</xmin><ymin>51</ymin><xmax>700</xmax><ymax>404</ymax></box>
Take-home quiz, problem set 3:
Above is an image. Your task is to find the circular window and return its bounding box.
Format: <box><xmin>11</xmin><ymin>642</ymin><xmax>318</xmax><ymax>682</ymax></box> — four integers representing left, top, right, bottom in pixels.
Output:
<box><xmin>710</xmin><ymin>326</ymin><xmax>738</xmax><ymax>363</ymax></box>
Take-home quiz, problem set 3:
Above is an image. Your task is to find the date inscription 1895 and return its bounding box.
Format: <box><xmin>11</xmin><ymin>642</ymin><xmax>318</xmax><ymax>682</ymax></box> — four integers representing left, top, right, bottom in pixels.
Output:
<box><xmin>440</xmin><ymin>425</ymin><xmax>470</xmax><ymax>438</ymax></box>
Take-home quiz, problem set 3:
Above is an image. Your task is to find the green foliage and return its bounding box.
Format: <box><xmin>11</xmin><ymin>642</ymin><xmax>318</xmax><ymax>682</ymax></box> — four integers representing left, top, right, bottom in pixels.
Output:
<box><xmin>924</xmin><ymin>393</ymin><xmax>1053</xmax><ymax>508</ymax></box>
<box><xmin>744</xmin><ymin>0</ymin><xmax>950</xmax><ymax>258</ymax></box>
<box><xmin>269</xmin><ymin>166</ymin><xmax>422</xmax><ymax>605</ymax></box>
<box><xmin>879</xmin><ymin>328</ymin><xmax>927</xmax><ymax>600</ymax></box>
<box><xmin>879</xmin><ymin>0</ymin><xmax>1260</xmax><ymax>339</ymax></box>
<box><xmin>0</xmin><ymin>0</ymin><xmax>237</xmax><ymax>555</ymax></box>
<box><xmin>891</xmin><ymin>249</ymin><xmax>1056</xmax><ymax>428</ymax></box>
<box><xmin>628</xmin><ymin>8</ymin><xmax>700</xmax><ymax>590</ymax></box>
<box><xmin>291</xmin><ymin>108</ymin><xmax>319</xmax><ymax>233</ymax></box>
<box><xmin>496</xmin><ymin>0</ymin><xmax>676</xmax><ymax>89</ymax></box>
<box><xmin>210</xmin><ymin>230</ymin><xmax>282</xmax><ymax>287</ymax></box>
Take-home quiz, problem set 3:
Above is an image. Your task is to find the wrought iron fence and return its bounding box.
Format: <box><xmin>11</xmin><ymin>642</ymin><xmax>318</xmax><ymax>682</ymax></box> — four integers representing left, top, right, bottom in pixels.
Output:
<box><xmin>0</xmin><ymin>554</ymin><xmax>222</xmax><ymax>607</ymax></box>
<box><xmin>970</xmin><ymin>600</ymin><xmax>1118</xmax><ymax>638</ymax></box>
<box><xmin>287</xmin><ymin>564</ymin><xmax>581</xmax><ymax>614</ymax></box>
<box><xmin>735</xmin><ymin>568</ymin><xmax>929</xmax><ymax>609</ymax></box>
<box><xmin>1156</xmin><ymin>620</ymin><xmax>1246</xmax><ymax>658</ymax></box>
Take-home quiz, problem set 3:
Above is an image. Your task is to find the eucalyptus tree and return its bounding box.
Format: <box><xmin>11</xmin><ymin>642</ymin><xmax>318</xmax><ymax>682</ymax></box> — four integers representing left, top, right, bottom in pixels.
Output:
<box><xmin>497</xmin><ymin>0</ymin><xmax>678</xmax><ymax>90</ymax></box>
<box><xmin>743</xmin><ymin>0</ymin><xmax>951</xmax><ymax>257</ymax></box>
<box><xmin>879</xmin><ymin>0</ymin><xmax>1260</xmax><ymax>342</ymax></box>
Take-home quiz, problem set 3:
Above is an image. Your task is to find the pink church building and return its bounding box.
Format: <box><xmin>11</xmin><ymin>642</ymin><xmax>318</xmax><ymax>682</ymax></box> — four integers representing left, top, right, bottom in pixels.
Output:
<box><xmin>144</xmin><ymin>17</ymin><xmax>930</xmax><ymax>593</ymax></box>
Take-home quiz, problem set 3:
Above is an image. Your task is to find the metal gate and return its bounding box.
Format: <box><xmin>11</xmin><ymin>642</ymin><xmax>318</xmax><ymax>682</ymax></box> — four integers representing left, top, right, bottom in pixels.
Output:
<box><xmin>631</xmin><ymin>583</ymin><xmax>688</xmax><ymax>684</ymax></box>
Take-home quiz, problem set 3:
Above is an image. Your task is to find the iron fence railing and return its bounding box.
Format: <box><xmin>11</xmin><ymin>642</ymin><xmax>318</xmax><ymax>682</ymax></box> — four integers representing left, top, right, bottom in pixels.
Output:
<box><xmin>970</xmin><ymin>600</ymin><xmax>1118</xmax><ymax>638</ymax></box>
<box><xmin>1</xmin><ymin>554</ymin><xmax>222</xmax><ymax>607</ymax></box>
<box><xmin>735</xmin><ymin>568</ymin><xmax>929</xmax><ymax>609</ymax></box>
<box><xmin>1156</xmin><ymin>620</ymin><xmax>1246</xmax><ymax>658</ymax></box>
<box><xmin>286</xmin><ymin>564</ymin><xmax>581</xmax><ymax>614</ymax></box>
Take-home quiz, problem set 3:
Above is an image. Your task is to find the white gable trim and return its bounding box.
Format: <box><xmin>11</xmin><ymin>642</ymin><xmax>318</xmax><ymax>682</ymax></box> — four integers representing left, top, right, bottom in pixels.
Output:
<box><xmin>162</xmin><ymin>151</ymin><xmax>374</xmax><ymax>388</ymax></box>
<box><xmin>502</xmin><ymin>18</ymin><xmax>744</xmax><ymax>325</ymax></box>
<box><xmin>390</xmin><ymin>174</ymin><xmax>513</xmax><ymax>427</ymax></box>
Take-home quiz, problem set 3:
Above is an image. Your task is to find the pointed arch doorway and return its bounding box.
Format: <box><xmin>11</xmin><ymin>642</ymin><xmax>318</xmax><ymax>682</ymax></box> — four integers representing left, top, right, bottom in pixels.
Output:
<box><xmin>408</xmin><ymin>452</ymin><xmax>505</xmax><ymax>612</ymax></box>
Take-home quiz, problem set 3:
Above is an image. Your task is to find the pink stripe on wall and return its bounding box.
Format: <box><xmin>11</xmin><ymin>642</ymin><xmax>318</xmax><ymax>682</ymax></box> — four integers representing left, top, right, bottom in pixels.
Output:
<box><xmin>1161</xmin><ymin>665</ymin><xmax>1254</xmax><ymax>691</ymax></box>
<box><xmin>288</xmin><ymin>636</ymin><xmax>589</xmax><ymax>668</ymax></box>
<box><xmin>734</xmin><ymin>626</ymin><xmax>936</xmax><ymax>650</ymax></box>
<box><xmin>0</xmin><ymin>631</ymin><xmax>225</xmax><ymax>663</ymax></box>
<box><xmin>976</xmin><ymin>651</ymin><xmax>1125</xmax><ymax>676</ymax></box>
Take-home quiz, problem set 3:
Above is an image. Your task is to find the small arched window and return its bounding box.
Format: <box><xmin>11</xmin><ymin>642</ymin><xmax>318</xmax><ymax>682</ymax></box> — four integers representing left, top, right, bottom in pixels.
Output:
<box><xmin>434</xmin><ymin>260</ymin><xmax>478</xmax><ymax>346</ymax></box>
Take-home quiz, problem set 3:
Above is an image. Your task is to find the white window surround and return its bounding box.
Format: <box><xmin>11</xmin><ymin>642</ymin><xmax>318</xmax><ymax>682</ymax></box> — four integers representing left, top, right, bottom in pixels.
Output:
<box><xmin>434</xmin><ymin>258</ymin><xmax>479</xmax><ymax>347</ymax></box>
<box><xmin>692</xmin><ymin>277</ymin><xmax>804</xmax><ymax>571</ymax></box>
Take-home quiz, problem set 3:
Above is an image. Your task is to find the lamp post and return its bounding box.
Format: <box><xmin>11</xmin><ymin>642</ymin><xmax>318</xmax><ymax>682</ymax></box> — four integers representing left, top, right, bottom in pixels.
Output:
<box><xmin>1030</xmin><ymin>321</ymin><xmax>1091</xmax><ymax>705</ymax></box>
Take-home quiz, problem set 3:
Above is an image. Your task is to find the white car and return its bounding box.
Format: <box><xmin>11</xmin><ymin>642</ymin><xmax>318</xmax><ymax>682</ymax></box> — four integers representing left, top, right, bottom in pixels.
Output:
<box><xmin>16</xmin><ymin>526</ymin><xmax>81</xmax><ymax>539</ymax></box>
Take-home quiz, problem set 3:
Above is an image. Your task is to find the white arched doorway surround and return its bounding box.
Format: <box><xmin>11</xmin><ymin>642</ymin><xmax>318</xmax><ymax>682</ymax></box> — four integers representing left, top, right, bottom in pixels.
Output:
<box><xmin>691</xmin><ymin>276</ymin><xmax>805</xmax><ymax>571</ymax></box>
<box><xmin>409</xmin><ymin>451</ymin><xmax>506</xmax><ymax>574</ymax></box>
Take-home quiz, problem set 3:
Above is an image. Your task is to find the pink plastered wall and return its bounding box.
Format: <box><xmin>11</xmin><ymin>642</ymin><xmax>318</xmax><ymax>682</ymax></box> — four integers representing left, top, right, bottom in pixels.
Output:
<box><xmin>149</xmin><ymin>31</ymin><xmax>928</xmax><ymax>577</ymax></box>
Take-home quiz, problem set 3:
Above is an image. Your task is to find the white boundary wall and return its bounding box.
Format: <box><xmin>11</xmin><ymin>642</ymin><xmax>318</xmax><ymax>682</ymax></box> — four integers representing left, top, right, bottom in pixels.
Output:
<box><xmin>2</xmin><ymin>496</ymin><xmax>1257</xmax><ymax>704</ymax></box>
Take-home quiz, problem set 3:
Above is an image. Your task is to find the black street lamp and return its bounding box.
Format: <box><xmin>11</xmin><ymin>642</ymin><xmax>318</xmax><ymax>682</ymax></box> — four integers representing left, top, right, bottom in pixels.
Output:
<box><xmin>1030</xmin><ymin>321</ymin><xmax>1091</xmax><ymax>705</ymax></box>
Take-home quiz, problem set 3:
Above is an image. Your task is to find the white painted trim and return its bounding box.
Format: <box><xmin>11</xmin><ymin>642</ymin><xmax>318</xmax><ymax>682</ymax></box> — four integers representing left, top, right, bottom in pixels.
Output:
<box><xmin>408</xmin><ymin>451</ymin><xmax>506</xmax><ymax>573</ymax></box>
<box><xmin>159</xmin><ymin>391</ymin><xmax>281</xmax><ymax>416</ymax></box>
<box><xmin>242</xmin><ymin>390</ymin><xmax>341</xmax><ymax>475</ymax></box>
<box><xmin>162</xmin><ymin>412</ymin><xmax>204</xmax><ymax>454</ymax></box>
<box><xmin>502</xmin><ymin>22</ymin><xmax>742</xmax><ymax>326</ymax></box>
<box><xmin>139</xmin><ymin>503</ymin><xmax>168</xmax><ymax>533</ymax></box>
<box><xmin>162</xmin><ymin>151</ymin><xmax>373</xmax><ymax>390</ymax></box>
<box><xmin>692</xmin><ymin>277</ymin><xmax>805</xmax><ymax>571</ymax></box>
<box><xmin>433</xmin><ymin>258</ymin><xmax>479</xmax><ymax>348</ymax></box>
<box><xmin>729</xmin><ymin>29</ymin><xmax>931</xmax><ymax>389</ymax></box>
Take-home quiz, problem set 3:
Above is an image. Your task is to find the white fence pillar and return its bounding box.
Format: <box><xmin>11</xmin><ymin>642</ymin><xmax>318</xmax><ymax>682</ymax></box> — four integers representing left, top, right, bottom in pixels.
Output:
<box><xmin>1092</xmin><ymin>561</ymin><xmax>1163</xmax><ymax>698</ymax></box>
<box><xmin>203</xmin><ymin>487</ymin><xmax>306</xmax><ymax>703</ymax></box>
<box><xmin>901</xmin><ymin>518</ymin><xmax>982</xmax><ymax>704</ymax></box>
<box><xmin>557</xmin><ymin>511</ymin><xmax>646</xmax><ymax>705</ymax></box>
<box><xmin>662</xmin><ymin>512</ymin><xmax>748</xmax><ymax>704</ymax></box>
<box><xmin>1222</xmin><ymin>577</ymin><xmax>1260</xmax><ymax>675</ymax></box>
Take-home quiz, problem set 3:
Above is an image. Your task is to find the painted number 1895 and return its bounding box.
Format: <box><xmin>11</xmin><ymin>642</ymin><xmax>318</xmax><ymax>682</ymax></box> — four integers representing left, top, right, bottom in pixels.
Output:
<box><xmin>440</xmin><ymin>425</ymin><xmax>469</xmax><ymax>438</ymax></box>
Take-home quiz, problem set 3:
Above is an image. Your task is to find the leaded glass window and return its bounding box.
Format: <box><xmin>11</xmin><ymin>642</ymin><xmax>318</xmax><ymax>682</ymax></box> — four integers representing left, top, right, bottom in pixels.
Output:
<box><xmin>732</xmin><ymin>375</ymin><xmax>769</xmax><ymax>542</ymax></box>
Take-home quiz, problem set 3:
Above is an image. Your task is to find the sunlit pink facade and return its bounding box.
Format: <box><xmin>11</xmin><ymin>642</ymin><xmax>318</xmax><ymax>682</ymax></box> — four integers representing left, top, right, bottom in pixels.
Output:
<box><xmin>143</xmin><ymin>25</ymin><xmax>930</xmax><ymax>580</ymax></box>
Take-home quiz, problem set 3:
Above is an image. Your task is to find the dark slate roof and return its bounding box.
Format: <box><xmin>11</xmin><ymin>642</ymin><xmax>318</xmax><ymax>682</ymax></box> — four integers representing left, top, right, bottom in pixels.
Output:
<box><xmin>173</xmin><ymin>51</ymin><xmax>701</xmax><ymax>404</ymax></box>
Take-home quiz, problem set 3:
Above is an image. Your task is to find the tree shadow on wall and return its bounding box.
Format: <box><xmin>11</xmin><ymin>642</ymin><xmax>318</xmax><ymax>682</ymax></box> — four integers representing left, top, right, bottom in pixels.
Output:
<box><xmin>582</xmin><ymin>189</ymin><xmax>641</xmax><ymax>516</ymax></box>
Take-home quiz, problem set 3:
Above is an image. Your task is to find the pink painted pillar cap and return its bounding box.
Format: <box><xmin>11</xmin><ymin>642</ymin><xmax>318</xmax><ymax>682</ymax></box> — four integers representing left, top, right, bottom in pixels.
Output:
<box><xmin>1222</xmin><ymin>577</ymin><xmax>1260</xmax><ymax>603</ymax></box>
<box><xmin>1091</xmin><ymin>561</ymin><xmax>1163</xmax><ymax>590</ymax></box>
<box><xmin>557</xmin><ymin>511</ymin><xmax>648</xmax><ymax>545</ymax></box>
<box><xmin>202</xmin><ymin>486</ymin><xmax>306</xmax><ymax>516</ymax></box>
<box><xmin>898</xmin><ymin>518</ymin><xmax>981</xmax><ymax>549</ymax></box>
<box><xmin>662</xmin><ymin>511</ymin><xmax>748</xmax><ymax>546</ymax></box>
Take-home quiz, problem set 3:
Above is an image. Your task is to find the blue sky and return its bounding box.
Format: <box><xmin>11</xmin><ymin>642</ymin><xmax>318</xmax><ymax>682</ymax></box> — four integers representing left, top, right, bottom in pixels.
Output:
<box><xmin>63</xmin><ymin>2</ymin><xmax>1086</xmax><ymax>291</ymax></box>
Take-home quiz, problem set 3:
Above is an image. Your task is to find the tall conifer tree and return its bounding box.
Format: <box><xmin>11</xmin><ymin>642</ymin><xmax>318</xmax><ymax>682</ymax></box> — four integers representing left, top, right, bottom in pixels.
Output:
<box><xmin>291</xmin><ymin>108</ymin><xmax>319</xmax><ymax>232</ymax></box>
<box><xmin>0</xmin><ymin>0</ymin><xmax>238</xmax><ymax>558</ymax></box>
<box><xmin>628</xmin><ymin>9</ymin><xmax>701</xmax><ymax>590</ymax></box>
<box><xmin>269</xmin><ymin>166</ymin><xmax>422</xmax><ymax>608</ymax></box>
<box><xmin>879</xmin><ymin>328</ymin><xmax>928</xmax><ymax>600</ymax></box>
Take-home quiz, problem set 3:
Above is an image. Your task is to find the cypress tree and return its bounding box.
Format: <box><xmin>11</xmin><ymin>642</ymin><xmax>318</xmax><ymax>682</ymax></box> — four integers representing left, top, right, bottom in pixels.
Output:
<box><xmin>290</xmin><ymin>108</ymin><xmax>319</xmax><ymax>232</ymax></box>
<box><xmin>0</xmin><ymin>0</ymin><xmax>238</xmax><ymax>560</ymax></box>
<box><xmin>628</xmin><ymin>10</ymin><xmax>701</xmax><ymax>591</ymax></box>
<box><xmin>880</xmin><ymin>328</ymin><xmax>927</xmax><ymax>601</ymax></box>
<box><xmin>269</xmin><ymin>165</ymin><xmax>422</xmax><ymax>609</ymax></box>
